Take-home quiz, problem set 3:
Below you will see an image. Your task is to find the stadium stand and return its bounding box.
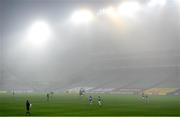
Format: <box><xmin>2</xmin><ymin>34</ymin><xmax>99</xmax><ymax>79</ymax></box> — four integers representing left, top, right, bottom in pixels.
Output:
<box><xmin>167</xmin><ymin>89</ymin><xmax>180</xmax><ymax>96</ymax></box>
<box><xmin>66</xmin><ymin>87</ymin><xmax>93</xmax><ymax>93</ymax></box>
<box><xmin>144</xmin><ymin>88</ymin><xmax>178</xmax><ymax>95</ymax></box>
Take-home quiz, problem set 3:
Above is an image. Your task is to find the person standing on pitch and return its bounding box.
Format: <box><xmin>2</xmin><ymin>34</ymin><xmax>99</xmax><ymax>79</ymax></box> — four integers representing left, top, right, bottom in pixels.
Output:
<box><xmin>142</xmin><ymin>92</ymin><xmax>145</xmax><ymax>100</ymax></box>
<box><xmin>47</xmin><ymin>93</ymin><xmax>50</xmax><ymax>101</ymax></box>
<box><xmin>97</xmin><ymin>96</ymin><xmax>102</xmax><ymax>106</ymax></box>
<box><xmin>145</xmin><ymin>95</ymin><xmax>149</xmax><ymax>103</ymax></box>
<box><xmin>25</xmin><ymin>100</ymin><xmax>31</xmax><ymax>116</ymax></box>
<box><xmin>89</xmin><ymin>96</ymin><xmax>93</xmax><ymax>105</ymax></box>
<box><xmin>13</xmin><ymin>90</ymin><xmax>15</xmax><ymax>96</ymax></box>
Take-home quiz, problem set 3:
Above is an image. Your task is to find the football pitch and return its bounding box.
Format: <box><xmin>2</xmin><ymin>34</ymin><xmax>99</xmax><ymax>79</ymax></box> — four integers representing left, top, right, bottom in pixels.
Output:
<box><xmin>0</xmin><ymin>93</ymin><xmax>179</xmax><ymax>116</ymax></box>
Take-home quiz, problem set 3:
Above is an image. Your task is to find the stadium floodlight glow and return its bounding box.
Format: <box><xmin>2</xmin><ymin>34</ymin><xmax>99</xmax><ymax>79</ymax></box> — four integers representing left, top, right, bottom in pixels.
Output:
<box><xmin>26</xmin><ymin>20</ymin><xmax>52</xmax><ymax>48</ymax></box>
<box><xmin>105</xmin><ymin>6</ymin><xmax>119</xmax><ymax>18</ymax></box>
<box><xmin>97</xmin><ymin>6</ymin><xmax>119</xmax><ymax>19</ymax></box>
<box><xmin>71</xmin><ymin>9</ymin><xmax>94</xmax><ymax>24</ymax></box>
<box><xmin>147</xmin><ymin>0</ymin><xmax>166</xmax><ymax>7</ymax></box>
<box><xmin>97</xmin><ymin>8</ymin><xmax>106</xmax><ymax>16</ymax></box>
<box><xmin>118</xmin><ymin>1</ymin><xmax>141</xmax><ymax>17</ymax></box>
<box><xmin>105</xmin><ymin>6</ymin><xmax>115</xmax><ymax>14</ymax></box>
<box><xmin>97</xmin><ymin>7</ymin><xmax>117</xmax><ymax>16</ymax></box>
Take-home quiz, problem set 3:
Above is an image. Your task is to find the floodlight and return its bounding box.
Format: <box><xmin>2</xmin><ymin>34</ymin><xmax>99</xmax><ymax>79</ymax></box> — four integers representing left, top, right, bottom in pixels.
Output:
<box><xmin>118</xmin><ymin>1</ymin><xmax>141</xmax><ymax>17</ymax></box>
<box><xmin>97</xmin><ymin>8</ymin><xmax>105</xmax><ymax>16</ymax></box>
<box><xmin>147</xmin><ymin>0</ymin><xmax>166</xmax><ymax>7</ymax></box>
<box><xmin>97</xmin><ymin>6</ymin><xmax>120</xmax><ymax>20</ymax></box>
<box><xmin>26</xmin><ymin>20</ymin><xmax>52</xmax><ymax>47</ymax></box>
<box><xmin>105</xmin><ymin>6</ymin><xmax>119</xmax><ymax>18</ymax></box>
<box><xmin>71</xmin><ymin>9</ymin><xmax>94</xmax><ymax>24</ymax></box>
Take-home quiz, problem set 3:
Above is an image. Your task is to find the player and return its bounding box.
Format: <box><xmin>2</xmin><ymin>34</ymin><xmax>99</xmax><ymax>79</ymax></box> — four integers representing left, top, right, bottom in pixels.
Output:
<box><xmin>47</xmin><ymin>93</ymin><xmax>50</xmax><ymax>101</ymax></box>
<box><xmin>88</xmin><ymin>96</ymin><xmax>93</xmax><ymax>105</ymax></box>
<box><xmin>145</xmin><ymin>95</ymin><xmax>149</xmax><ymax>103</ymax></box>
<box><xmin>79</xmin><ymin>88</ymin><xmax>85</xmax><ymax>96</ymax></box>
<box><xmin>97</xmin><ymin>96</ymin><xmax>102</xmax><ymax>106</ymax></box>
<box><xmin>141</xmin><ymin>92</ymin><xmax>149</xmax><ymax>103</ymax></box>
<box><xmin>142</xmin><ymin>92</ymin><xmax>145</xmax><ymax>100</ymax></box>
<box><xmin>13</xmin><ymin>90</ymin><xmax>15</xmax><ymax>96</ymax></box>
<box><xmin>79</xmin><ymin>89</ymin><xmax>83</xmax><ymax>96</ymax></box>
<box><xmin>25</xmin><ymin>100</ymin><xmax>31</xmax><ymax>116</ymax></box>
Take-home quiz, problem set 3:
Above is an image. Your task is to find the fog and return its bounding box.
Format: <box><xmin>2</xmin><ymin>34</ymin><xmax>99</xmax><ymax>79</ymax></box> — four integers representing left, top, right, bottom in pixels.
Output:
<box><xmin>0</xmin><ymin>0</ymin><xmax>180</xmax><ymax>91</ymax></box>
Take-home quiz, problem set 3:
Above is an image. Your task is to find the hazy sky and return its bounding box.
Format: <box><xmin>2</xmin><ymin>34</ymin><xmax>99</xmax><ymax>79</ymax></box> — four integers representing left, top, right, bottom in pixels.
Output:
<box><xmin>0</xmin><ymin>0</ymin><xmax>180</xmax><ymax>91</ymax></box>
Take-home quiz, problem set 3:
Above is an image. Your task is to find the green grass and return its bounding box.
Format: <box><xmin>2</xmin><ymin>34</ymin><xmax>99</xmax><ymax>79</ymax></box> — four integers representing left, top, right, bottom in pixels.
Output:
<box><xmin>0</xmin><ymin>93</ymin><xmax>179</xmax><ymax>116</ymax></box>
